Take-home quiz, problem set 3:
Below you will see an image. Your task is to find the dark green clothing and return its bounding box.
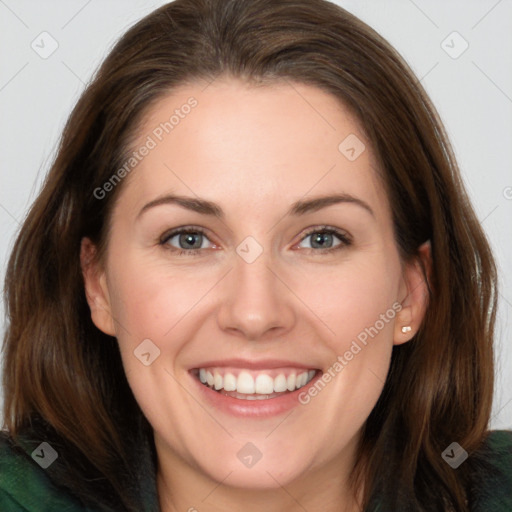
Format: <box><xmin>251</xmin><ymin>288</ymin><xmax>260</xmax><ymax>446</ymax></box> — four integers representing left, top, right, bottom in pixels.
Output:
<box><xmin>1</xmin><ymin>430</ymin><xmax>511</xmax><ymax>511</ymax></box>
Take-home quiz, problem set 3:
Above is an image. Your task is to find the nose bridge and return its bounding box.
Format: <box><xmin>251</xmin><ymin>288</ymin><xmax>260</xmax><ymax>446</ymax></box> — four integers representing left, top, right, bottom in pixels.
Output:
<box><xmin>216</xmin><ymin>237</ymin><xmax>295</xmax><ymax>340</ymax></box>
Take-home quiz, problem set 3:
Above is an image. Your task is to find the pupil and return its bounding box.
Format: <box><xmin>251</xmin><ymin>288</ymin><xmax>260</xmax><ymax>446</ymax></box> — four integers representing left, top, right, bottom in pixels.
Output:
<box><xmin>313</xmin><ymin>232</ymin><xmax>332</xmax><ymax>248</ymax></box>
<box><xmin>181</xmin><ymin>233</ymin><xmax>201</xmax><ymax>249</ymax></box>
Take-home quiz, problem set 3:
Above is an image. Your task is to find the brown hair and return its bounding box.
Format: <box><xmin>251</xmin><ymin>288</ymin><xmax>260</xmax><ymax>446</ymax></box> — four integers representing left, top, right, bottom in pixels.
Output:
<box><xmin>2</xmin><ymin>0</ymin><xmax>497</xmax><ymax>510</ymax></box>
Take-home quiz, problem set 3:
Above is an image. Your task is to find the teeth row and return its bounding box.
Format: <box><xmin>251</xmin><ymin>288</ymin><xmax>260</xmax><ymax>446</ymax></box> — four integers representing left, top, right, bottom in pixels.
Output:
<box><xmin>198</xmin><ymin>369</ymin><xmax>316</xmax><ymax>394</ymax></box>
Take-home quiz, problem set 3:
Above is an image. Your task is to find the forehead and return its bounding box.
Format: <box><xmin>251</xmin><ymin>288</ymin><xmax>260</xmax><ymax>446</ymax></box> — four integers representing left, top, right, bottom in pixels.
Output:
<box><xmin>115</xmin><ymin>78</ymin><xmax>388</xmax><ymax>222</ymax></box>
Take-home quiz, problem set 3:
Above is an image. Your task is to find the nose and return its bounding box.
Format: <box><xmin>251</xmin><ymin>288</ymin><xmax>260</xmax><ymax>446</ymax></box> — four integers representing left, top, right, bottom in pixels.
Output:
<box><xmin>216</xmin><ymin>249</ymin><xmax>296</xmax><ymax>341</ymax></box>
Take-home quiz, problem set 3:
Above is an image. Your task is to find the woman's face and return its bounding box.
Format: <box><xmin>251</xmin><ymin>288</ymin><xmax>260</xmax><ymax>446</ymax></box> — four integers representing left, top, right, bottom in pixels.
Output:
<box><xmin>82</xmin><ymin>78</ymin><xmax>425</xmax><ymax>491</ymax></box>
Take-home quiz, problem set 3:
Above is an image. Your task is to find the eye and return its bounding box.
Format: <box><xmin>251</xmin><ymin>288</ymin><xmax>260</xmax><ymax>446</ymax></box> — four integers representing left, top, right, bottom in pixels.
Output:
<box><xmin>295</xmin><ymin>226</ymin><xmax>352</xmax><ymax>254</ymax></box>
<box><xmin>159</xmin><ymin>227</ymin><xmax>214</xmax><ymax>255</ymax></box>
<box><xmin>159</xmin><ymin>225</ymin><xmax>352</xmax><ymax>256</ymax></box>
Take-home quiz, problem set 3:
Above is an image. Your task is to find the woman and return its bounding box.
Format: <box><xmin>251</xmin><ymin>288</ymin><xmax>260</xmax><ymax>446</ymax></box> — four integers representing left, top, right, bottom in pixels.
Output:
<box><xmin>1</xmin><ymin>0</ymin><xmax>510</xmax><ymax>510</ymax></box>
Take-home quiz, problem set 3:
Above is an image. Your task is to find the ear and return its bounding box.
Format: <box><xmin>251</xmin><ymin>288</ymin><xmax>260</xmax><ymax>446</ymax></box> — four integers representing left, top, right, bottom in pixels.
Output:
<box><xmin>394</xmin><ymin>240</ymin><xmax>432</xmax><ymax>345</ymax></box>
<box><xmin>80</xmin><ymin>237</ymin><xmax>116</xmax><ymax>336</ymax></box>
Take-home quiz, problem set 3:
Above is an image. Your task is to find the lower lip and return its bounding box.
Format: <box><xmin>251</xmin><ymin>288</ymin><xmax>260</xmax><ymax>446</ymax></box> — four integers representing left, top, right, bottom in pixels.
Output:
<box><xmin>189</xmin><ymin>370</ymin><xmax>322</xmax><ymax>418</ymax></box>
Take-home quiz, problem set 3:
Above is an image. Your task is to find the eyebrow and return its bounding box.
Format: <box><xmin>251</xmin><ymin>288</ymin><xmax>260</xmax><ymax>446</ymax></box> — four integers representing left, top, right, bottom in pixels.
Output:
<box><xmin>136</xmin><ymin>192</ymin><xmax>374</xmax><ymax>220</ymax></box>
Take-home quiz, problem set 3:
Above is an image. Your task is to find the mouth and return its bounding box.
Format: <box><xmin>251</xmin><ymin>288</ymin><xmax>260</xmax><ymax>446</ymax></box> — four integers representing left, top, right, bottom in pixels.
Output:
<box><xmin>190</xmin><ymin>366</ymin><xmax>320</xmax><ymax>401</ymax></box>
<box><xmin>188</xmin><ymin>358</ymin><xmax>323</xmax><ymax>418</ymax></box>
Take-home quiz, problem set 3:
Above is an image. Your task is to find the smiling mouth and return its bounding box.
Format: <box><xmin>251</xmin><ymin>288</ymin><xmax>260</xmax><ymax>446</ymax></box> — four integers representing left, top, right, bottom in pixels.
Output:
<box><xmin>191</xmin><ymin>367</ymin><xmax>320</xmax><ymax>400</ymax></box>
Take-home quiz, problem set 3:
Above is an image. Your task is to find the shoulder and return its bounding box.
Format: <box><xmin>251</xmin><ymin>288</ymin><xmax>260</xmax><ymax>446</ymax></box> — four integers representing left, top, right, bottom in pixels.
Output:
<box><xmin>0</xmin><ymin>432</ymin><xmax>90</xmax><ymax>511</ymax></box>
<box><xmin>469</xmin><ymin>429</ymin><xmax>512</xmax><ymax>511</ymax></box>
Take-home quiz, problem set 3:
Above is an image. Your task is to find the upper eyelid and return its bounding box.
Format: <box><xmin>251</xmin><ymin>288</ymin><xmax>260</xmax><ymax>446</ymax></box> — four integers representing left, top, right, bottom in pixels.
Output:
<box><xmin>160</xmin><ymin>225</ymin><xmax>209</xmax><ymax>241</ymax></box>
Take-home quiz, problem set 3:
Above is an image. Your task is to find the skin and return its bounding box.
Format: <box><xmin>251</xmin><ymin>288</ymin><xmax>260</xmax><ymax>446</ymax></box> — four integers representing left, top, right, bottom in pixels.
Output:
<box><xmin>81</xmin><ymin>78</ymin><xmax>430</xmax><ymax>512</ymax></box>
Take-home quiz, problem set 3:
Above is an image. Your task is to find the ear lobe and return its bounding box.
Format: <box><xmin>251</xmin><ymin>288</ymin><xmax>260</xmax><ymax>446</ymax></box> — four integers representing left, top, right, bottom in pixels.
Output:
<box><xmin>394</xmin><ymin>240</ymin><xmax>431</xmax><ymax>345</ymax></box>
<box><xmin>80</xmin><ymin>237</ymin><xmax>116</xmax><ymax>336</ymax></box>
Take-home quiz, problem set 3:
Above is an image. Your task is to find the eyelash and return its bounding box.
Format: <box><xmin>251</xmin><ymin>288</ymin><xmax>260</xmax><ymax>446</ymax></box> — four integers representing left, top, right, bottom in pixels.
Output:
<box><xmin>159</xmin><ymin>225</ymin><xmax>352</xmax><ymax>256</ymax></box>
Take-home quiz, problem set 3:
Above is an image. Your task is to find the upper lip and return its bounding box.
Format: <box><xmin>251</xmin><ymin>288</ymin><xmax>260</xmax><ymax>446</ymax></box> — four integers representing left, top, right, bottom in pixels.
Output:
<box><xmin>189</xmin><ymin>358</ymin><xmax>319</xmax><ymax>370</ymax></box>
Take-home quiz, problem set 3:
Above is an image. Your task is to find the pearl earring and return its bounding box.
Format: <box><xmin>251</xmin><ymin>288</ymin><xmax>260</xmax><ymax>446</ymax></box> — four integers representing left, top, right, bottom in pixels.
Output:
<box><xmin>401</xmin><ymin>326</ymin><xmax>412</xmax><ymax>333</ymax></box>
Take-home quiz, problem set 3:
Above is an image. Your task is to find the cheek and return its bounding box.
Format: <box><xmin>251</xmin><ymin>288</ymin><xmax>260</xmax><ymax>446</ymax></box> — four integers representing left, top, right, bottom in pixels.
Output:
<box><xmin>293</xmin><ymin>254</ymin><xmax>400</xmax><ymax>412</ymax></box>
<box><xmin>104</xmin><ymin>261</ymin><xmax>200</xmax><ymax>437</ymax></box>
<box><xmin>104</xmin><ymin>256</ymin><xmax>222</xmax><ymax>405</ymax></box>
<box><xmin>296</xmin><ymin>294</ymin><xmax>396</xmax><ymax>466</ymax></box>
<box><xmin>107</xmin><ymin>255</ymin><xmax>214</xmax><ymax>341</ymax></box>
<box><xmin>294</xmin><ymin>253</ymin><xmax>401</xmax><ymax>351</ymax></box>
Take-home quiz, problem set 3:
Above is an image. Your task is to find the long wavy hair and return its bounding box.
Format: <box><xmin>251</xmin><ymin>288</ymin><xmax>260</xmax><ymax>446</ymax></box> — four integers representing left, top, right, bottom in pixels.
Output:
<box><xmin>2</xmin><ymin>0</ymin><xmax>497</xmax><ymax>510</ymax></box>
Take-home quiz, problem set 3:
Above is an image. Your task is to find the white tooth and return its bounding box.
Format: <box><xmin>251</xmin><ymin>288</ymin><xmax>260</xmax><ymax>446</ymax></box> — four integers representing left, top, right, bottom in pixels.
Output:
<box><xmin>274</xmin><ymin>373</ymin><xmax>288</xmax><ymax>392</ymax></box>
<box><xmin>287</xmin><ymin>373</ymin><xmax>296</xmax><ymax>391</ymax></box>
<box><xmin>297</xmin><ymin>371</ymin><xmax>308</xmax><ymax>388</ymax></box>
<box><xmin>237</xmin><ymin>371</ymin><xmax>255</xmax><ymax>394</ymax></box>
<box><xmin>223</xmin><ymin>372</ymin><xmax>237</xmax><ymax>391</ymax></box>
<box><xmin>255</xmin><ymin>374</ymin><xmax>274</xmax><ymax>394</ymax></box>
<box><xmin>214</xmin><ymin>371</ymin><xmax>223</xmax><ymax>390</ymax></box>
<box><xmin>202</xmin><ymin>369</ymin><xmax>315</xmax><ymax>395</ymax></box>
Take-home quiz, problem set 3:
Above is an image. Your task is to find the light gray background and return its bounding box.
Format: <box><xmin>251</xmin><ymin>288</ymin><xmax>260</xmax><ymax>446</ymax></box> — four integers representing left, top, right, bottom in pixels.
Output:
<box><xmin>0</xmin><ymin>0</ymin><xmax>511</xmax><ymax>428</ymax></box>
